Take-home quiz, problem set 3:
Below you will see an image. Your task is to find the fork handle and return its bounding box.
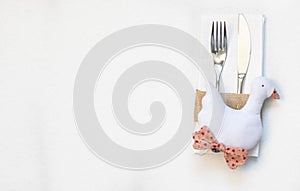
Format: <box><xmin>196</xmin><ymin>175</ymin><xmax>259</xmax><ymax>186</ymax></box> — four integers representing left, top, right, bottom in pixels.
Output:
<box><xmin>216</xmin><ymin>80</ymin><xmax>220</xmax><ymax>91</ymax></box>
<box><xmin>237</xmin><ymin>73</ymin><xmax>246</xmax><ymax>94</ymax></box>
<box><xmin>214</xmin><ymin>64</ymin><xmax>223</xmax><ymax>91</ymax></box>
<box><xmin>216</xmin><ymin>75</ymin><xmax>221</xmax><ymax>91</ymax></box>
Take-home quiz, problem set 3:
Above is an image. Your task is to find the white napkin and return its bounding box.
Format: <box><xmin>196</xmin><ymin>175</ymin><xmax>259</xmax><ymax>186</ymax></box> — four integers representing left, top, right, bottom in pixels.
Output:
<box><xmin>195</xmin><ymin>14</ymin><xmax>265</xmax><ymax>157</ymax></box>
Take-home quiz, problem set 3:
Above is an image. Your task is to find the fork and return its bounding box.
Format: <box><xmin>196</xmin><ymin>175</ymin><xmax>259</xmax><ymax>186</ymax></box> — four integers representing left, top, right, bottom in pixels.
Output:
<box><xmin>210</xmin><ymin>21</ymin><xmax>227</xmax><ymax>91</ymax></box>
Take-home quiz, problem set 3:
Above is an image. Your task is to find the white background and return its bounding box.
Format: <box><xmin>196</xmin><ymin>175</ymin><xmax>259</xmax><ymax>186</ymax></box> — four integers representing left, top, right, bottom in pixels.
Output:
<box><xmin>0</xmin><ymin>0</ymin><xmax>299</xmax><ymax>190</ymax></box>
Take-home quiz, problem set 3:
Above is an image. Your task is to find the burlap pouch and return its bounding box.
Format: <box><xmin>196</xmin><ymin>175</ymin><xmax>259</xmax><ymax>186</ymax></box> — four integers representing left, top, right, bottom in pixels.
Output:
<box><xmin>194</xmin><ymin>89</ymin><xmax>250</xmax><ymax>122</ymax></box>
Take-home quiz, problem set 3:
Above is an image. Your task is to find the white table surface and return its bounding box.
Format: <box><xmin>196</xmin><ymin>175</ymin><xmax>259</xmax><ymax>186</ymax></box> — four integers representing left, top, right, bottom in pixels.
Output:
<box><xmin>0</xmin><ymin>0</ymin><xmax>299</xmax><ymax>190</ymax></box>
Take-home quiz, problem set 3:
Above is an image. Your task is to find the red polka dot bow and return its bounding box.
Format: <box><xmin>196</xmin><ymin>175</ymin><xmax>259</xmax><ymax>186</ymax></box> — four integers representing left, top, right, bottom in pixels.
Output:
<box><xmin>192</xmin><ymin>126</ymin><xmax>248</xmax><ymax>169</ymax></box>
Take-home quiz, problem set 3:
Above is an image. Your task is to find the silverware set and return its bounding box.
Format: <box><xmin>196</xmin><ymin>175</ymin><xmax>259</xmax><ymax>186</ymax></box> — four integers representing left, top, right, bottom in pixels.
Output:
<box><xmin>210</xmin><ymin>14</ymin><xmax>252</xmax><ymax>94</ymax></box>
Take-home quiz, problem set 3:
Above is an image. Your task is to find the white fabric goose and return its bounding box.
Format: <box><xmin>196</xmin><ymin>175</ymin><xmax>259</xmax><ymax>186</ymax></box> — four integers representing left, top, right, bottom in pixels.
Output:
<box><xmin>198</xmin><ymin>77</ymin><xmax>280</xmax><ymax>151</ymax></box>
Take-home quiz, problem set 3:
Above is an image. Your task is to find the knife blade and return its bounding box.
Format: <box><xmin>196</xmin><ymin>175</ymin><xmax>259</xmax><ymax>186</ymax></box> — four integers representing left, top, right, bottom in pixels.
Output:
<box><xmin>237</xmin><ymin>14</ymin><xmax>252</xmax><ymax>94</ymax></box>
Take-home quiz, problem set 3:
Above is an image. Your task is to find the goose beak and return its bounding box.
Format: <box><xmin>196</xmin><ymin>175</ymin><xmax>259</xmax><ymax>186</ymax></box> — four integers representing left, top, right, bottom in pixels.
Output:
<box><xmin>270</xmin><ymin>89</ymin><xmax>280</xmax><ymax>99</ymax></box>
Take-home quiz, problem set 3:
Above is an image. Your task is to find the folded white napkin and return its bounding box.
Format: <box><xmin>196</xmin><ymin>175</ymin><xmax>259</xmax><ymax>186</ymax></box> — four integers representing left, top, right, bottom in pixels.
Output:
<box><xmin>195</xmin><ymin>14</ymin><xmax>265</xmax><ymax>157</ymax></box>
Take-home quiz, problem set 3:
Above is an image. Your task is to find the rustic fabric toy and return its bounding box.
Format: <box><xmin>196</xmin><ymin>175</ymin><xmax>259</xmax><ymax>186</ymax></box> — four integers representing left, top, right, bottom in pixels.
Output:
<box><xmin>193</xmin><ymin>77</ymin><xmax>280</xmax><ymax>169</ymax></box>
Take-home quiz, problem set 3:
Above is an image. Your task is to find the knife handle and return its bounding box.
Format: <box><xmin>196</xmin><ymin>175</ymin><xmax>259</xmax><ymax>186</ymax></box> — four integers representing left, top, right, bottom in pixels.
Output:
<box><xmin>237</xmin><ymin>73</ymin><xmax>246</xmax><ymax>94</ymax></box>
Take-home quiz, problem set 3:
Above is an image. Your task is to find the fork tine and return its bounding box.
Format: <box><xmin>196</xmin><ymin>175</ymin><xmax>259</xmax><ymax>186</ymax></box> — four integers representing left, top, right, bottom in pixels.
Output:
<box><xmin>216</xmin><ymin>21</ymin><xmax>219</xmax><ymax>50</ymax></box>
<box><xmin>223</xmin><ymin>21</ymin><xmax>227</xmax><ymax>49</ymax></box>
<box><xmin>220</xmin><ymin>21</ymin><xmax>223</xmax><ymax>50</ymax></box>
<box><xmin>211</xmin><ymin>21</ymin><xmax>215</xmax><ymax>53</ymax></box>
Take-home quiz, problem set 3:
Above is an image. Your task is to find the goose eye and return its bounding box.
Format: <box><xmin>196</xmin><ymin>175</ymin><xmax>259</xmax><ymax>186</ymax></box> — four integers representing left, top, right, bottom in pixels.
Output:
<box><xmin>262</xmin><ymin>85</ymin><xmax>264</xmax><ymax>87</ymax></box>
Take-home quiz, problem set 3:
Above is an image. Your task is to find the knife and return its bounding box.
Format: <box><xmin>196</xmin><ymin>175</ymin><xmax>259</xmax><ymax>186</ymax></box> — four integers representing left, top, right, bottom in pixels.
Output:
<box><xmin>237</xmin><ymin>14</ymin><xmax>252</xmax><ymax>94</ymax></box>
